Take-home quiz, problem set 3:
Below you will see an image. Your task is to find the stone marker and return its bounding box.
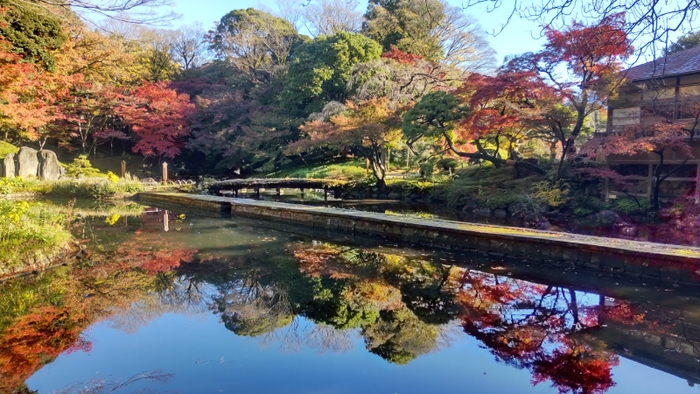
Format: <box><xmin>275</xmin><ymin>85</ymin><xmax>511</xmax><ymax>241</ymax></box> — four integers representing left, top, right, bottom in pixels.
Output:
<box><xmin>17</xmin><ymin>147</ymin><xmax>39</xmax><ymax>178</ymax></box>
<box><xmin>39</xmin><ymin>150</ymin><xmax>61</xmax><ymax>180</ymax></box>
<box><xmin>2</xmin><ymin>153</ymin><xmax>15</xmax><ymax>178</ymax></box>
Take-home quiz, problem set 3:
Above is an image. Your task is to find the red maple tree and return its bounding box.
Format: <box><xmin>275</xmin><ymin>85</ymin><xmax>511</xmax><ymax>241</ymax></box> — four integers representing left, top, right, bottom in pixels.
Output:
<box><xmin>117</xmin><ymin>82</ymin><xmax>195</xmax><ymax>160</ymax></box>
<box><xmin>506</xmin><ymin>13</ymin><xmax>633</xmax><ymax>179</ymax></box>
<box><xmin>381</xmin><ymin>45</ymin><xmax>424</xmax><ymax>65</ymax></box>
<box><xmin>456</xmin><ymin>70</ymin><xmax>557</xmax><ymax>164</ymax></box>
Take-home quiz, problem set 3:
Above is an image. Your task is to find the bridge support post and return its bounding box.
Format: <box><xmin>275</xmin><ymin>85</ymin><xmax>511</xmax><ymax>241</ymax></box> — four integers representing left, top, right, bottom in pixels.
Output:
<box><xmin>324</xmin><ymin>186</ymin><xmax>328</xmax><ymax>201</ymax></box>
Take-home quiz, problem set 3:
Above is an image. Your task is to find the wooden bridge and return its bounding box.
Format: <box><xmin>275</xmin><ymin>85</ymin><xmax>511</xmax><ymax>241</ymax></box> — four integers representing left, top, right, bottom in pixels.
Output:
<box><xmin>207</xmin><ymin>178</ymin><xmax>348</xmax><ymax>200</ymax></box>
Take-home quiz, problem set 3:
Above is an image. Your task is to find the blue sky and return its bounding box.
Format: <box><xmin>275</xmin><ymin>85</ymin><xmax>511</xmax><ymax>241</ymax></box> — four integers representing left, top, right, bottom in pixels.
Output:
<box><xmin>171</xmin><ymin>0</ymin><xmax>547</xmax><ymax>65</ymax></box>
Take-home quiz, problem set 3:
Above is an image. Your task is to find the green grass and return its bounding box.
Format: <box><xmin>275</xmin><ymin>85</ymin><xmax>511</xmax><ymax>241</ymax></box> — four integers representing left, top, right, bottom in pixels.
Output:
<box><xmin>0</xmin><ymin>201</ymin><xmax>73</xmax><ymax>269</ymax></box>
<box><xmin>47</xmin><ymin>177</ymin><xmax>143</xmax><ymax>199</ymax></box>
<box><xmin>265</xmin><ymin>160</ymin><xmax>370</xmax><ymax>181</ymax></box>
<box><xmin>0</xmin><ymin>177</ymin><xmax>45</xmax><ymax>194</ymax></box>
<box><xmin>0</xmin><ymin>176</ymin><xmax>143</xmax><ymax>199</ymax></box>
<box><xmin>441</xmin><ymin>165</ymin><xmax>547</xmax><ymax>208</ymax></box>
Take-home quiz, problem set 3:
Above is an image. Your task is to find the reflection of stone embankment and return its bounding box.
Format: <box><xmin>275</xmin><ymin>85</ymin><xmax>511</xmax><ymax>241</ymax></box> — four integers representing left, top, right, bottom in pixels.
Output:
<box><xmin>138</xmin><ymin>192</ymin><xmax>700</xmax><ymax>285</ymax></box>
<box><xmin>597</xmin><ymin>304</ymin><xmax>700</xmax><ymax>387</ymax></box>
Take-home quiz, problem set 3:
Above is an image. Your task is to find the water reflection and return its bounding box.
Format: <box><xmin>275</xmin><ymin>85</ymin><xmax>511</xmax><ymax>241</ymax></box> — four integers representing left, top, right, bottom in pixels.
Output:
<box><xmin>52</xmin><ymin>370</ymin><xmax>173</xmax><ymax>394</ymax></box>
<box><xmin>0</xmin><ymin>205</ymin><xmax>698</xmax><ymax>393</ymax></box>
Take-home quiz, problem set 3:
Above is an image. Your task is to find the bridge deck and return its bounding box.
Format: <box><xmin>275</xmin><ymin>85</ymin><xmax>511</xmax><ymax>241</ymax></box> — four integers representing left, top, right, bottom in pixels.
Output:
<box><xmin>208</xmin><ymin>178</ymin><xmax>347</xmax><ymax>194</ymax></box>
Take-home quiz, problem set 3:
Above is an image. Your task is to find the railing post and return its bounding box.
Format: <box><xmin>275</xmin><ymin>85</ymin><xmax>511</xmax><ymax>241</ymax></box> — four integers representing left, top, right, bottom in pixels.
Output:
<box><xmin>647</xmin><ymin>163</ymin><xmax>653</xmax><ymax>202</ymax></box>
<box><xmin>162</xmin><ymin>162</ymin><xmax>168</xmax><ymax>185</ymax></box>
<box><xmin>696</xmin><ymin>163</ymin><xmax>700</xmax><ymax>205</ymax></box>
<box><xmin>121</xmin><ymin>160</ymin><xmax>126</xmax><ymax>178</ymax></box>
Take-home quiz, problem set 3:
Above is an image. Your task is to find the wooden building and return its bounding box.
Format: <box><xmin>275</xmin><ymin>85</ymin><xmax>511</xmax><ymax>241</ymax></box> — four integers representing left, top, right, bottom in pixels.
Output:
<box><xmin>600</xmin><ymin>46</ymin><xmax>700</xmax><ymax>204</ymax></box>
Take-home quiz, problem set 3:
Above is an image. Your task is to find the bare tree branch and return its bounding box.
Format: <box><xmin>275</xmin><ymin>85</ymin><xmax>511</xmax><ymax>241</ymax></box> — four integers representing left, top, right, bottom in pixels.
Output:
<box><xmin>463</xmin><ymin>0</ymin><xmax>700</xmax><ymax>59</ymax></box>
<box><xmin>17</xmin><ymin>0</ymin><xmax>180</xmax><ymax>25</ymax></box>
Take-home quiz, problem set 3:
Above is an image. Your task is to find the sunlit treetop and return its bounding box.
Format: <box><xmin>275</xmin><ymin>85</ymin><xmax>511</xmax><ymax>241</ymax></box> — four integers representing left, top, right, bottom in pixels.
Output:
<box><xmin>0</xmin><ymin>0</ymin><xmax>66</xmax><ymax>71</ymax></box>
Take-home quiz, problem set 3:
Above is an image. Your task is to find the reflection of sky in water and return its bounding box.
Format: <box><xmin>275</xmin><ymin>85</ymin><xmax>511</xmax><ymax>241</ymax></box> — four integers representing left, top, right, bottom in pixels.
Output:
<box><xmin>11</xmin><ymin>205</ymin><xmax>700</xmax><ymax>393</ymax></box>
<box><xmin>26</xmin><ymin>312</ymin><xmax>698</xmax><ymax>394</ymax></box>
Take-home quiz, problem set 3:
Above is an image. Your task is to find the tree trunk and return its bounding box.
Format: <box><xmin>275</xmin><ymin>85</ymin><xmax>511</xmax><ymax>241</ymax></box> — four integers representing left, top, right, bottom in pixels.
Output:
<box><xmin>555</xmin><ymin>99</ymin><xmax>587</xmax><ymax>181</ymax></box>
<box><xmin>651</xmin><ymin>152</ymin><xmax>689</xmax><ymax>210</ymax></box>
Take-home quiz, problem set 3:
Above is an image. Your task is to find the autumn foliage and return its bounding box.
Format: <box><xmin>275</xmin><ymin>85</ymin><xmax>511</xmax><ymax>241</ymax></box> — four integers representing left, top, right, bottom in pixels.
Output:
<box><xmin>0</xmin><ymin>38</ymin><xmax>69</xmax><ymax>142</ymax></box>
<box><xmin>117</xmin><ymin>82</ymin><xmax>195</xmax><ymax>159</ymax></box>
<box><xmin>381</xmin><ymin>45</ymin><xmax>424</xmax><ymax>65</ymax></box>
<box><xmin>456</xmin><ymin>270</ymin><xmax>621</xmax><ymax>394</ymax></box>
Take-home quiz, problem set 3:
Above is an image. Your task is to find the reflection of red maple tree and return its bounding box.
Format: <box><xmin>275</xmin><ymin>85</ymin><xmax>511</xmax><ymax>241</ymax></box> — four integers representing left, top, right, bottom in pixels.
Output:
<box><xmin>116</xmin><ymin>240</ymin><xmax>195</xmax><ymax>273</ymax></box>
<box><xmin>0</xmin><ymin>307</ymin><xmax>89</xmax><ymax>393</ymax></box>
<box><xmin>457</xmin><ymin>270</ymin><xmax>620</xmax><ymax>394</ymax></box>
<box><xmin>531</xmin><ymin>339</ymin><xmax>618</xmax><ymax>394</ymax></box>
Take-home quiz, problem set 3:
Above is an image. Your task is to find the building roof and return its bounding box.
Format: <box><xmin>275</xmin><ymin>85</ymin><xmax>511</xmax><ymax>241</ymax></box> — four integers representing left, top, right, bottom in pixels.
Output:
<box><xmin>624</xmin><ymin>45</ymin><xmax>700</xmax><ymax>81</ymax></box>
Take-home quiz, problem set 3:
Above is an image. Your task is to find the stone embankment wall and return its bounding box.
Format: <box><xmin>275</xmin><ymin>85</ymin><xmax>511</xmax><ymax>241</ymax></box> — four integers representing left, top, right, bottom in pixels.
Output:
<box><xmin>2</xmin><ymin>146</ymin><xmax>62</xmax><ymax>180</ymax></box>
<box><xmin>138</xmin><ymin>192</ymin><xmax>700</xmax><ymax>284</ymax></box>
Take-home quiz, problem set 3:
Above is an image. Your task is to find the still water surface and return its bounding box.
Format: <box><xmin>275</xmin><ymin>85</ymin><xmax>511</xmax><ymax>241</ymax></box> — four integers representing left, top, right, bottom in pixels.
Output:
<box><xmin>1</xmin><ymin>201</ymin><xmax>699</xmax><ymax>393</ymax></box>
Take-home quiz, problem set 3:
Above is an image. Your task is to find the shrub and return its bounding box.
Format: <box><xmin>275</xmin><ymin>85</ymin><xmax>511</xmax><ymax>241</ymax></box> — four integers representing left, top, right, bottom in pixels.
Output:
<box><xmin>440</xmin><ymin>165</ymin><xmax>549</xmax><ymax>209</ymax></box>
<box><xmin>482</xmin><ymin>189</ymin><xmax>528</xmax><ymax>210</ymax></box>
<box><xmin>419</xmin><ymin>163</ymin><xmax>434</xmax><ymax>179</ymax></box>
<box><xmin>106</xmin><ymin>171</ymin><xmax>120</xmax><ymax>183</ymax></box>
<box><xmin>570</xmin><ymin>195</ymin><xmax>609</xmax><ymax>217</ymax></box>
<box><xmin>0</xmin><ymin>141</ymin><xmax>19</xmax><ymax>159</ymax></box>
<box><xmin>0</xmin><ymin>177</ymin><xmax>45</xmax><ymax>195</ymax></box>
<box><xmin>614</xmin><ymin>197</ymin><xmax>653</xmax><ymax>216</ymax></box>
<box><xmin>436</xmin><ymin>158</ymin><xmax>459</xmax><ymax>172</ymax></box>
<box><xmin>64</xmin><ymin>155</ymin><xmax>102</xmax><ymax>178</ymax></box>
<box><xmin>532</xmin><ymin>181</ymin><xmax>568</xmax><ymax>208</ymax></box>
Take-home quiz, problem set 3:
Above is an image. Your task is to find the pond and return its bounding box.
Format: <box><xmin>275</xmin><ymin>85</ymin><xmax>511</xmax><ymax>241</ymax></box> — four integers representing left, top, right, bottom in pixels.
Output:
<box><xmin>2</xmin><ymin>200</ymin><xmax>700</xmax><ymax>393</ymax></box>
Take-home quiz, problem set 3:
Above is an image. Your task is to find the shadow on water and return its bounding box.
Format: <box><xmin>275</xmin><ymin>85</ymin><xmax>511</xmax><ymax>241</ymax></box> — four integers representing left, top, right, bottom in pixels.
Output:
<box><xmin>1</xmin><ymin>200</ymin><xmax>700</xmax><ymax>393</ymax></box>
